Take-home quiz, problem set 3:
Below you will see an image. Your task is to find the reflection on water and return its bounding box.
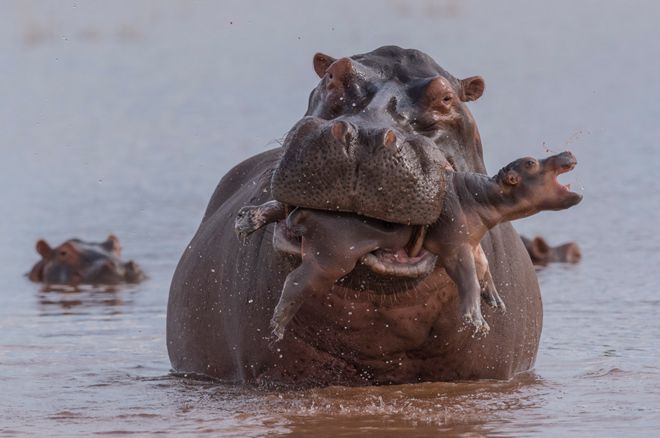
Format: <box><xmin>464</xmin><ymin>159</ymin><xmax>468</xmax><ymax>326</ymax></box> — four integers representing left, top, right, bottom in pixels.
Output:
<box><xmin>36</xmin><ymin>286</ymin><xmax>137</xmax><ymax>314</ymax></box>
<box><xmin>1</xmin><ymin>0</ymin><xmax>660</xmax><ymax>436</ymax></box>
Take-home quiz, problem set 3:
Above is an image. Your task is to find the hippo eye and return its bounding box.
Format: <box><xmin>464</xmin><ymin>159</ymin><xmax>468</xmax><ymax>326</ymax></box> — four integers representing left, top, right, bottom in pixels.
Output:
<box><xmin>60</xmin><ymin>250</ymin><xmax>67</xmax><ymax>256</ymax></box>
<box><xmin>526</xmin><ymin>160</ymin><xmax>536</xmax><ymax>168</ymax></box>
<box><xmin>442</xmin><ymin>95</ymin><xmax>452</xmax><ymax>103</ymax></box>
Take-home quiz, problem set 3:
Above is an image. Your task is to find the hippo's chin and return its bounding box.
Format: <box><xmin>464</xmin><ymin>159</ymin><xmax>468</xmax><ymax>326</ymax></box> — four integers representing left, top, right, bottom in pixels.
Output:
<box><xmin>272</xmin><ymin>214</ymin><xmax>437</xmax><ymax>280</ymax></box>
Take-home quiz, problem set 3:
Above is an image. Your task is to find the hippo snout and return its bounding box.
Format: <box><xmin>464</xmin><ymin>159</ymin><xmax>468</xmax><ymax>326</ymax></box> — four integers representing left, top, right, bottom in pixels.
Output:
<box><xmin>543</xmin><ymin>151</ymin><xmax>577</xmax><ymax>172</ymax></box>
<box><xmin>271</xmin><ymin>116</ymin><xmax>447</xmax><ymax>225</ymax></box>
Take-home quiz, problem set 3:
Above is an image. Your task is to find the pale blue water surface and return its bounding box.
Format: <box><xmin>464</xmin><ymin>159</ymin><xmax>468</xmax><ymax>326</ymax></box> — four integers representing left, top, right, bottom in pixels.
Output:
<box><xmin>1</xmin><ymin>1</ymin><xmax>659</xmax><ymax>436</ymax></box>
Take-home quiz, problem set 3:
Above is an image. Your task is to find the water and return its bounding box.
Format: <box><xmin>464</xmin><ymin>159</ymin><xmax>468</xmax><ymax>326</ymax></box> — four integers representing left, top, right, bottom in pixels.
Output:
<box><xmin>1</xmin><ymin>0</ymin><xmax>659</xmax><ymax>435</ymax></box>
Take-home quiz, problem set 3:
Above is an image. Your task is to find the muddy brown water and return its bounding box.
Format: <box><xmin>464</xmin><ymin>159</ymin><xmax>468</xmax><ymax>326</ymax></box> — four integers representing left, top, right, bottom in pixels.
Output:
<box><xmin>1</xmin><ymin>1</ymin><xmax>659</xmax><ymax>436</ymax></box>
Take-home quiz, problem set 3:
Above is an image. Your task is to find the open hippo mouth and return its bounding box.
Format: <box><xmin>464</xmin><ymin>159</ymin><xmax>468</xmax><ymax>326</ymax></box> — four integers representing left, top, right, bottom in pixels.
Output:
<box><xmin>552</xmin><ymin>159</ymin><xmax>576</xmax><ymax>192</ymax></box>
<box><xmin>272</xmin><ymin>210</ymin><xmax>438</xmax><ymax>279</ymax></box>
<box><xmin>544</xmin><ymin>152</ymin><xmax>581</xmax><ymax>200</ymax></box>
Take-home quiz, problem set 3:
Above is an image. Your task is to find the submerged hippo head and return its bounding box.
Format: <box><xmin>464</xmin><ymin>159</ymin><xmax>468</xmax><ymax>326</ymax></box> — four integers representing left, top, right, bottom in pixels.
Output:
<box><xmin>495</xmin><ymin>151</ymin><xmax>583</xmax><ymax>213</ymax></box>
<box><xmin>271</xmin><ymin>45</ymin><xmax>486</xmax><ymax>225</ymax></box>
<box><xmin>522</xmin><ymin>235</ymin><xmax>582</xmax><ymax>266</ymax></box>
<box><xmin>28</xmin><ymin>235</ymin><xmax>145</xmax><ymax>286</ymax></box>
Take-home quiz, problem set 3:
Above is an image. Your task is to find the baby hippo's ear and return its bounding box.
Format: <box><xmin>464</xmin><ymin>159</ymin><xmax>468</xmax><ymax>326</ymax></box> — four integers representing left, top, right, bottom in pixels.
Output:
<box><xmin>36</xmin><ymin>239</ymin><xmax>52</xmax><ymax>257</ymax></box>
<box><xmin>503</xmin><ymin>170</ymin><xmax>520</xmax><ymax>186</ymax></box>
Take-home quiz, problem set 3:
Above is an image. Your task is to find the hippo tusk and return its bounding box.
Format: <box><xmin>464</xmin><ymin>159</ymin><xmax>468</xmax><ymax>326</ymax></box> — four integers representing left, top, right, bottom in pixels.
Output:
<box><xmin>407</xmin><ymin>225</ymin><xmax>428</xmax><ymax>258</ymax></box>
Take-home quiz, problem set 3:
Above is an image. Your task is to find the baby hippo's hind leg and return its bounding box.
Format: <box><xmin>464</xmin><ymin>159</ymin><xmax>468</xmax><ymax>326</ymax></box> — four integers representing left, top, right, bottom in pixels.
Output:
<box><xmin>474</xmin><ymin>245</ymin><xmax>506</xmax><ymax>311</ymax></box>
<box><xmin>235</xmin><ymin>200</ymin><xmax>286</xmax><ymax>238</ymax></box>
<box><xmin>442</xmin><ymin>245</ymin><xmax>490</xmax><ymax>335</ymax></box>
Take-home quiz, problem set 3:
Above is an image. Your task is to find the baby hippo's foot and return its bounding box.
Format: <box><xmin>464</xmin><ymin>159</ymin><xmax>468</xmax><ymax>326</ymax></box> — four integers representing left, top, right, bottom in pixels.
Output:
<box><xmin>481</xmin><ymin>282</ymin><xmax>506</xmax><ymax>312</ymax></box>
<box><xmin>235</xmin><ymin>205</ymin><xmax>269</xmax><ymax>239</ymax></box>
<box><xmin>269</xmin><ymin>303</ymin><xmax>297</xmax><ymax>343</ymax></box>
<box><xmin>460</xmin><ymin>303</ymin><xmax>490</xmax><ymax>335</ymax></box>
<box><xmin>270</xmin><ymin>320</ymin><xmax>285</xmax><ymax>344</ymax></box>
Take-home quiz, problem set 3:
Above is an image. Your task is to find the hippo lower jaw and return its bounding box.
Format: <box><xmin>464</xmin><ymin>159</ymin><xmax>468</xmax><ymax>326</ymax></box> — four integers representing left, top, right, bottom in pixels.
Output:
<box><xmin>272</xmin><ymin>211</ymin><xmax>438</xmax><ymax>279</ymax></box>
<box><xmin>360</xmin><ymin>247</ymin><xmax>437</xmax><ymax>278</ymax></box>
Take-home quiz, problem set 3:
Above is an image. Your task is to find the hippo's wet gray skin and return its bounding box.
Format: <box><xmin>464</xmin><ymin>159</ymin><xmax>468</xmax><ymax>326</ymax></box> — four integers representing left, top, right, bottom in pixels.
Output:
<box><xmin>29</xmin><ymin>235</ymin><xmax>145</xmax><ymax>287</ymax></box>
<box><xmin>168</xmin><ymin>46</ymin><xmax>559</xmax><ymax>386</ymax></box>
<box><xmin>237</xmin><ymin>151</ymin><xmax>582</xmax><ymax>339</ymax></box>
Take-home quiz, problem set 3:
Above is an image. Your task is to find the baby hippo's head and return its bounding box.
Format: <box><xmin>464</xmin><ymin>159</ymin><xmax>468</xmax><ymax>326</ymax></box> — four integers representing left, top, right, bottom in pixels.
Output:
<box><xmin>495</xmin><ymin>151</ymin><xmax>583</xmax><ymax>212</ymax></box>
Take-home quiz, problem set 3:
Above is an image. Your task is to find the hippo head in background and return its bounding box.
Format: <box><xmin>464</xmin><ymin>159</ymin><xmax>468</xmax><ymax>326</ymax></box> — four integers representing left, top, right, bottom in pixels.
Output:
<box><xmin>521</xmin><ymin>235</ymin><xmax>582</xmax><ymax>266</ymax></box>
<box><xmin>271</xmin><ymin>45</ymin><xmax>486</xmax><ymax>226</ymax></box>
<box><xmin>28</xmin><ymin>235</ymin><xmax>145</xmax><ymax>287</ymax></box>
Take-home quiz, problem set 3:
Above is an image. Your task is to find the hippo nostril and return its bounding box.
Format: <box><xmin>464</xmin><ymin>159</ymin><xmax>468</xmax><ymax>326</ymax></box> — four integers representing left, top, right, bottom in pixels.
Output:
<box><xmin>331</xmin><ymin>121</ymin><xmax>354</xmax><ymax>146</ymax></box>
<box><xmin>383</xmin><ymin>129</ymin><xmax>397</xmax><ymax>147</ymax></box>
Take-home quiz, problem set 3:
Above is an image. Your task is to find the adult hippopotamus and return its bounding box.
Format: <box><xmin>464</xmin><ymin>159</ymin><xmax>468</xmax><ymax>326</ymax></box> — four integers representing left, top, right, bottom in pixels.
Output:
<box><xmin>167</xmin><ymin>46</ymin><xmax>552</xmax><ymax>386</ymax></box>
<box><xmin>29</xmin><ymin>235</ymin><xmax>145</xmax><ymax>287</ymax></box>
<box><xmin>521</xmin><ymin>235</ymin><xmax>582</xmax><ymax>266</ymax></box>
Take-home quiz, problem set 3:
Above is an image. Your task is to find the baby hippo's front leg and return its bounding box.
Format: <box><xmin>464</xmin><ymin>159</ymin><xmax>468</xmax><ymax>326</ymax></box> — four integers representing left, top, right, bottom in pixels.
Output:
<box><xmin>441</xmin><ymin>244</ymin><xmax>490</xmax><ymax>334</ymax></box>
<box><xmin>235</xmin><ymin>200</ymin><xmax>286</xmax><ymax>238</ymax></box>
<box><xmin>270</xmin><ymin>235</ymin><xmax>367</xmax><ymax>341</ymax></box>
<box><xmin>270</xmin><ymin>209</ymin><xmax>413</xmax><ymax>341</ymax></box>
<box><xmin>270</xmin><ymin>262</ymin><xmax>336</xmax><ymax>341</ymax></box>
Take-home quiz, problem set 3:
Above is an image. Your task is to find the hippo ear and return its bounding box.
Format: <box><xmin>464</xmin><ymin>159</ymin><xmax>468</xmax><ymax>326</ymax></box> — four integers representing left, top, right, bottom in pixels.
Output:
<box><xmin>459</xmin><ymin>76</ymin><xmax>485</xmax><ymax>102</ymax></box>
<box><xmin>313</xmin><ymin>52</ymin><xmax>337</xmax><ymax>78</ymax></box>
<box><xmin>503</xmin><ymin>170</ymin><xmax>520</xmax><ymax>186</ymax></box>
<box><xmin>528</xmin><ymin>236</ymin><xmax>551</xmax><ymax>261</ymax></box>
<box><xmin>102</xmin><ymin>234</ymin><xmax>122</xmax><ymax>256</ymax></box>
<box><xmin>36</xmin><ymin>239</ymin><xmax>52</xmax><ymax>257</ymax></box>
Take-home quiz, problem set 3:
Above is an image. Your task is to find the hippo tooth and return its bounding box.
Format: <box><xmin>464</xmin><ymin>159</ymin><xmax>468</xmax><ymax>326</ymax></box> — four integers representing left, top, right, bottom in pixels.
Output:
<box><xmin>407</xmin><ymin>225</ymin><xmax>427</xmax><ymax>258</ymax></box>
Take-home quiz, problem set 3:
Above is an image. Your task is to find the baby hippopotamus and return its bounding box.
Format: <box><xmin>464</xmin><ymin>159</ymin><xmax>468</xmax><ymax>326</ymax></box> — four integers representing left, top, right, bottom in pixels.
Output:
<box><xmin>28</xmin><ymin>235</ymin><xmax>145</xmax><ymax>287</ymax></box>
<box><xmin>236</xmin><ymin>151</ymin><xmax>582</xmax><ymax>339</ymax></box>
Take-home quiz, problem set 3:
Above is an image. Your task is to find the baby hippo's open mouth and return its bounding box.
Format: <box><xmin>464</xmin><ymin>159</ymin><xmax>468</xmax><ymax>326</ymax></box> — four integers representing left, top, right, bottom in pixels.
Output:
<box><xmin>552</xmin><ymin>157</ymin><xmax>576</xmax><ymax>192</ymax></box>
<box><xmin>272</xmin><ymin>214</ymin><xmax>437</xmax><ymax>279</ymax></box>
<box><xmin>543</xmin><ymin>152</ymin><xmax>582</xmax><ymax>205</ymax></box>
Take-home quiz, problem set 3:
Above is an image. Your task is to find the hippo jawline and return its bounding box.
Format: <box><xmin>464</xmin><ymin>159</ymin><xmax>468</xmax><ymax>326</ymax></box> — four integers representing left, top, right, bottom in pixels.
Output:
<box><xmin>271</xmin><ymin>208</ymin><xmax>438</xmax><ymax>279</ymax></box>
